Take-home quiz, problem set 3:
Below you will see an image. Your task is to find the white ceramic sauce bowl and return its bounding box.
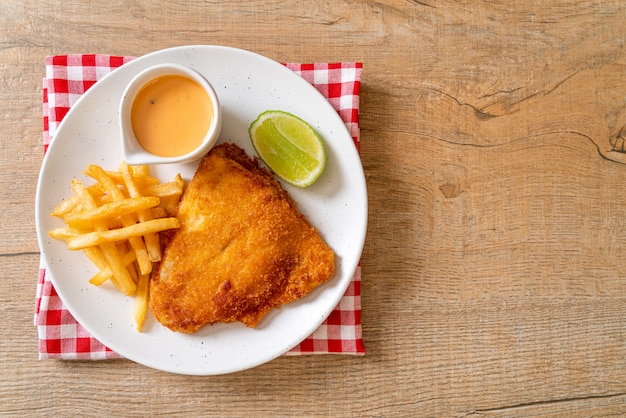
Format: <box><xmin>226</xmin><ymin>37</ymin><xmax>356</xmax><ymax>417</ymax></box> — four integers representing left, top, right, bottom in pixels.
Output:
<box><xmin>120</xmin><ymin>63</ymin><xmax>222</xmax><ymax>165</ymax></box>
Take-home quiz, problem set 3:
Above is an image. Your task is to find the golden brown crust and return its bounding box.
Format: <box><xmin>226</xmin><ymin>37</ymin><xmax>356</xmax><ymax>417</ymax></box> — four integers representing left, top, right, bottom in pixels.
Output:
<box><xmin>149</xmin><ymin>143</ymin><xmax>335</xmax><ymax>333</ymax></box>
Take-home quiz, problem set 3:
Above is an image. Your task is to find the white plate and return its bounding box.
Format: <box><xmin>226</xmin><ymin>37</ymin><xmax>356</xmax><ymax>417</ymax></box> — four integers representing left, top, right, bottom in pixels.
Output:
<box><xmin>35</xmin><ymin>45</ymin><xmax>367</xmax><ymax>375</ymax></box>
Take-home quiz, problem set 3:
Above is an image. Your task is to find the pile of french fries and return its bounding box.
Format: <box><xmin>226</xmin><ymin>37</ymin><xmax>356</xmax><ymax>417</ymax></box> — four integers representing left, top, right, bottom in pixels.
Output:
<box><xmin>49</xmin><ymin>162</ymin><xmax>184</xmax><ymax>331</ymax></box>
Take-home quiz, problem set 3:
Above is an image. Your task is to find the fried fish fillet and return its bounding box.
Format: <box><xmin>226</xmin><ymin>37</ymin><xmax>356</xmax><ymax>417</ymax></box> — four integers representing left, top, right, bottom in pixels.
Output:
<box><xmin>149</xmin><ymin>143</ymin><xmax>335</xmax><ymax>333</ymax></box>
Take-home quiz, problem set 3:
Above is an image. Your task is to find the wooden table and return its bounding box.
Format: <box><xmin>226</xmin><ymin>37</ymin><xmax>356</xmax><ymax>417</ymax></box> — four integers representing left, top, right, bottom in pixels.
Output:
<box><xmin>3</xmin><ymin>1</ymin><xmax>626</xmax><ymax>416</ymax></box>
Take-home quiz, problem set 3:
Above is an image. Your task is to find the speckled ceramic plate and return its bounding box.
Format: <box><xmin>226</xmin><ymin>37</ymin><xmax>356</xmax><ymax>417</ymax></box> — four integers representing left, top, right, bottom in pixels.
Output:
<box><xmin>35</xmin><ymin>46</ymin><xmax>367</xmax><ymax>375</ymax></box>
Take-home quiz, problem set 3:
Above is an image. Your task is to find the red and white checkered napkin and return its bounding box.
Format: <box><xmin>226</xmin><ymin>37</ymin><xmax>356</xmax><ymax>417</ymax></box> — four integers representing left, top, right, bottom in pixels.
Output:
<box><xmin>36</xmin><ymin>54</ymin><xmax>365</xmax><ymax>360</ymax></box>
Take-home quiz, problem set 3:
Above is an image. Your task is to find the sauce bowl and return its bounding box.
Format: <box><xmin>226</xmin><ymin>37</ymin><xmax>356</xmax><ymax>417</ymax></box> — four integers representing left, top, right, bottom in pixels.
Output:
<box><xmin>120</xmin><ymin>63</ymin><xmax>222</xmax><ymax>165</ymax></box>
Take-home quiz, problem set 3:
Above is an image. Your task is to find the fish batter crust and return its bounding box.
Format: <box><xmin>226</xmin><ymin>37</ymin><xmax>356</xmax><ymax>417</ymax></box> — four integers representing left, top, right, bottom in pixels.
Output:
<box><xmin>149</xmin><ymin>143</ymin><xmax>335</xmax><ymax>333</ymax></box>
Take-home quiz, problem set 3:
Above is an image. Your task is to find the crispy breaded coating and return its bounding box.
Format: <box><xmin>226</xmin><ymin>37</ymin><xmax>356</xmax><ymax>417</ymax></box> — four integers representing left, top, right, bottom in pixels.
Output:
<box><xmin>149</xmin><ymin>143</ymin><xmax>335</xmax><ymax>333</ymax></box>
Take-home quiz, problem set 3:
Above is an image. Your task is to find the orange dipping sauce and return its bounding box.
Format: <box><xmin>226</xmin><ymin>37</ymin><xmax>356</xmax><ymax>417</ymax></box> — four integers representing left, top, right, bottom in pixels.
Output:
<box><xmin>131</xmin><ymin>75</ymin><xmax>214</xmax><ymax>157</ymax></box>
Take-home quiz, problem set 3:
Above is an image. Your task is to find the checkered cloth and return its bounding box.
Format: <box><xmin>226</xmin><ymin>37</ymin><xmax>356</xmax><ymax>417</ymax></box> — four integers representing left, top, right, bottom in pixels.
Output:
<box><xmin>36</xmin><ymin>54</ymin><xmax>365</xmax><ymax>359</ymax></box>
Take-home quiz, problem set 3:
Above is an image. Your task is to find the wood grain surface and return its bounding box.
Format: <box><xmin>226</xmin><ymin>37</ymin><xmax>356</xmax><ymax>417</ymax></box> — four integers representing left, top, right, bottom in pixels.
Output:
<box><xmin>2</xmin><ymin>1</ymin><xmax>626</xmax><ymax>416</ymax></box>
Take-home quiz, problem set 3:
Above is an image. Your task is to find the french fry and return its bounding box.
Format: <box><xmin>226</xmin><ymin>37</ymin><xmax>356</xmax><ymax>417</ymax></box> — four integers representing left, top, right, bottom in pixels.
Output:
<box><xmin>65</xmin><ymin>218</ymin><xmax>180</xmax><ymax>250</ymax></box>
<box><xmin>48</xmin><ymin>226</ymin><xmax>81</xmax><ymax>240</ymax></box>
<box><xmin>63</xmin><ymin>196</ymin><xmax>160</xmax><ymax>229</ymax></box>
<box><xmin>142</xmin><ymin>176</ymin><xmax>184</xmax><ymax>199</ymax></box>
<box><xmin>151</xmin><ymin>207</ymin><xmax>169</xmax><ymax>219</ymax></box>
<box><xmin>131</xmin><ymin>164</ymin><xmax>149</xmax><ymax>176</ymax></box>
<box><xmin>100</xmin><ymin>242</ymin><xmax>136</xmax><ymax>295</ymax></box>
<box><xmin>83</xmin><ymin>246</ymin><xmax>109</xmax><ymax>271</ymax></box>
<box><xmin>125</xmin><ymin>254</ymin><xmax>139</xmax><ymax>284</ymax></box>
<box><xmin>133</xmin><ymin>273</ymin><xmax>150</xmax><ymax>331</ymax></box>
<box><xmin>88</xmin><ymin>270</ymin><xmax>111</xmax><ymax>286</ymax></box>
<box><xmin>50</xmin><ymin>196</ymin><xmax>80</xmax><ymax>217</ymax></box>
